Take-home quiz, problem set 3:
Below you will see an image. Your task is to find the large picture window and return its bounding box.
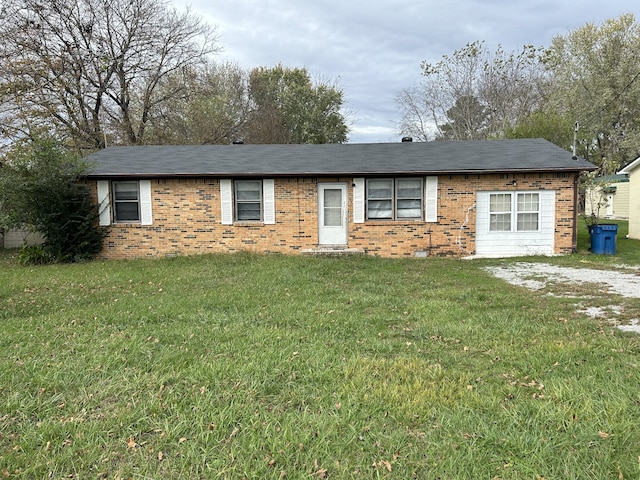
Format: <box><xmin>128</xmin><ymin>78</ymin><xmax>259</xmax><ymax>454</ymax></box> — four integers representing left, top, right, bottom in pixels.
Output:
<box><xmin>366</xmin><ymin>178</ymin><xmax>423</xmax><ymax>220</ymax></box>
<box><xmin>113</xmin><ymin>181</ymin><xmax>140</xmax><ymax>222</ymax></box>
<box><xmin>489</xmin><ymin>192</ymin><xmax>539</xmax><ymax>232</ymax></box>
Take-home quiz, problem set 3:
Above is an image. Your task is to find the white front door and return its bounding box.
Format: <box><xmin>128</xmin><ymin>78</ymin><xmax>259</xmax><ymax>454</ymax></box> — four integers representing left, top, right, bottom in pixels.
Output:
<box><xmin>318</xmin><ymin>183</ymin><xmax>348</xmax><ymax>245</ymax></box>
<box><xmin>606</xmin><ymin>193</ymin><xmax>614</xmax><ymax>217</ymax></box>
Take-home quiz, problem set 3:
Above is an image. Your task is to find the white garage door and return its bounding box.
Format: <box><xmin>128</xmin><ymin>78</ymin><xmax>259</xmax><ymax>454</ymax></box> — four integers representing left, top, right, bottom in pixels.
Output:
<box><xmin>475</xmin><ymin>190</ymin><xmax>556</xmax><ymax>258</ymax></box>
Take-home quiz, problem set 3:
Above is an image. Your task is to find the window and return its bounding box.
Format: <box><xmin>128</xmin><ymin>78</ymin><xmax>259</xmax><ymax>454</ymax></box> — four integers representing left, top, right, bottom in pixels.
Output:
<box><xmin>234</xmin><ymin>180</ymin><xmax>262</xmax><ymax>221</ymax></box>
<box><xmin>489</xmin><ymin>193</ymin><xmax>512</xmax><ymax>231</ymax></box>
<box><xmin>220</xmin><ymin>179</ymin><xmax>274</xmax><ymax>225</ymax></box>
<box><xmin>517</xmin><ymin>193</ymin><xmax>539</xmax><ymax>231</ymax></box>
<box><xmin>489</xmin><ymin>192</ymin><xmax>539</xmax><ymax>232</ymax></box>
<box><xmin>366</xmin><ymin>178</ymin><xmax>423</xmax><ymax>220</ymax></box>
<box><xmin>113</xmin><ymin>181</ymin><xmax>140</xmax><ymax>222</ymax></box>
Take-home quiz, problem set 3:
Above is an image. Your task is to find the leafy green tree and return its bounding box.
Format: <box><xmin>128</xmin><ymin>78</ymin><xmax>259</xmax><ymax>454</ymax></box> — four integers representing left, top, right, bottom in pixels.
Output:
<box><xmin>145</xmin><ymin>62</ymin><xmax>251</xmax><ymax>145</ymax></box>
<box><xmin>503</xmin><ymin>110</ymin><xmax>574</xmax><ymax>149</ymax></box>
<box><xmin>0</xmin><ymin>135</ymin><xmax>103</xmax><ymax>263</ymax></box>
<box><xmin>246</xmin><ymin>65</ymin><xmax>348</xmax><ymax>144</ymax></box>
<box><xmin>543</xmin><ymin>13</ymin><xmax>640</xmax><ymax>168</ymax></box>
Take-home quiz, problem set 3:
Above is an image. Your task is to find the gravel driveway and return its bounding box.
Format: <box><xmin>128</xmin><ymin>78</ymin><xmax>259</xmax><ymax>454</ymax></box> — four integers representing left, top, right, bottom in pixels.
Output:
<box><xmin>485</xmin><ymin>262</ymin><xmax>640</xmax><ymax>333</ymax></box>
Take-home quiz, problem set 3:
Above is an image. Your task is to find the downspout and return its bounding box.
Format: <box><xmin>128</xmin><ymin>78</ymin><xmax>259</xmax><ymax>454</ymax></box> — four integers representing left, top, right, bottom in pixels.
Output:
<box><xmin>571</xmin><ymin>121</ymin><xmax>580</xmax><ymax>253</ymax></box>
<box><xmin>572</xmin><ymin>174</ymin><xmax>579</xmax><ymax>253</ymax></box>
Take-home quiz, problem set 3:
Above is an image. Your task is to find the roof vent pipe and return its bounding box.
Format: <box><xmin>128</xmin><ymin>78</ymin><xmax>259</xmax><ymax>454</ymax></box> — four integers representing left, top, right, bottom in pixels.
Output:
<box><xmin>401</xmin><ymin>136</ymin><xmax>413</xmax><ymax>142</ymax></box>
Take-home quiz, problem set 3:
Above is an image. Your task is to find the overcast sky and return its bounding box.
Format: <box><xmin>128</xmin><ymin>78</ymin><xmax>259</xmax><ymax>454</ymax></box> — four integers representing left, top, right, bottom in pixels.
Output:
<box><xmin>176</xmin><ymin>1</ymin><xmax>639</xmax><ymax>143</ymax></box>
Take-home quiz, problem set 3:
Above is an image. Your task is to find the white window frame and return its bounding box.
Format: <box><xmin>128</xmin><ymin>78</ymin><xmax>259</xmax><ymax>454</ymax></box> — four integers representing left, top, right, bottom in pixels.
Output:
<box><xmin>97</xmin><ymin>180</ymin><xmax>152</xmax><ymax>226</ymax></box>
<box><xmin>220</xmin><ymin>179</ymin><xmax>275</xmax><ymax>225</ymax></box>
<box><xmin>234</xmin><ymin>179</ymin><xmax>263</xmax><ymax>222</ymax></box>
<box><xmin>112</xmin><ymin>180</ymin><xmax>141</xmax><ymax>223</ymax></box>
<box><xmin>489</xmin><ymin>192</ymin><xmax>540</xmax><ymax>232</ymax></box>
<box><xmin>365</xmin><ymin>177</ymin><xmax>423</xmax><ymax>220</ymax></box>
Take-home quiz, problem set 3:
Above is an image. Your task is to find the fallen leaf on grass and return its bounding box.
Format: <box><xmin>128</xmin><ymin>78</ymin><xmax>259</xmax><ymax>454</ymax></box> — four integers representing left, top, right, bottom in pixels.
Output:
<box><xmin>157</xmin><ymin>451</ymin><xmax>164</xmax><ymax>461</ymax></box>
<box><xmin>127</xmin><ymin>437</ymin><xmax>136</xmax><ymax>449</ymax></box>
<box><xmin>373</xmin><ymin>460</ymin><xmax>392</xmax><ymax>472</ymax></box>
<box><xmin>598</xmin><ymin>431</ymin><xmax>610</xmax><ymax>439</ymax></box>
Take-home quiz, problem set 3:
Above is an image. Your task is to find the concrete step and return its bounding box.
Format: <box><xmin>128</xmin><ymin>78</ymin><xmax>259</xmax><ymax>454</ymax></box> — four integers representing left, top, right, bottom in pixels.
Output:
<box><xmin>301</xmin><ymin>246</ymin><xmax>366</xmax><ymax>256</ymax></box>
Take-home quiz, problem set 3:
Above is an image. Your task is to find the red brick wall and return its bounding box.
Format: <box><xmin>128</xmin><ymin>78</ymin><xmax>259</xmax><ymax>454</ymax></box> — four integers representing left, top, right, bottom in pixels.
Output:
<box><xmin>93</xmin><ymin>172</ymin><xmax>579</xmax><ymax>259</ymax></box>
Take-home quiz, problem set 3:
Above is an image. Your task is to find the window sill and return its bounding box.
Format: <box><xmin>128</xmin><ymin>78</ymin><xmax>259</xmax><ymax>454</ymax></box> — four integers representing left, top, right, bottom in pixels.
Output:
<box><xmin>364</xmin><ymin>219</ymin><xmax>425</xmax><ymax>224</ymax></box>
<box><xmin>234</xmin><ymin>221</ymin><xmax>265</xmax><ymax>227</ymax></box>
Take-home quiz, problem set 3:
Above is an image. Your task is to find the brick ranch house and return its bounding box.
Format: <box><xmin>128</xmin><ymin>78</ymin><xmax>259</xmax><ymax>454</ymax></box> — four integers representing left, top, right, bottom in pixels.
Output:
<box><xmin>84</xmin><ymin>138</ymin><xmax>596</xmax><ymax>259</ymax></box>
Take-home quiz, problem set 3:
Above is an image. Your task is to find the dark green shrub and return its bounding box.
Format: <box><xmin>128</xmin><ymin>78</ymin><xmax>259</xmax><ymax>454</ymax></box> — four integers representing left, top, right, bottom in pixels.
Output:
<box><xmin>0</xmin><ymin>135</ymin><xmax>105</xmax><ymax>263</ymax></box>
<box><xmin>17</xmin><ymin>244</ymin><xmax>52</xmax><ymax>265</ymax></box>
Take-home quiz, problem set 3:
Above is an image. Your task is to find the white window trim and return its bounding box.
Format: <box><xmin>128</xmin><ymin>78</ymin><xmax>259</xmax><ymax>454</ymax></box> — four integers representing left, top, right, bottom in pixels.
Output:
<box><xmin>263</xmin><ymin>179</ymin><xmax>275</xmax><ymax>225</ymax></box>
<box><xmin>97</xmin><ymin>180</ymin><xmax>111</xmax><ymax>226</ymax></box>
<box><xmin>425</xmin><ymin>176</ymin><xmax>438</xmax><ymax>222</ymax></box>
<box><xmin>220</xmin><ymin>179</ymin><xmax>275</xmax><ymax>225</ymax></box>
<box><xmin>354</xmin><ymin>176</ymin><xmax>437</xmax><ymax>222</ymax></box>
<box><xmin>364</xmin><ymin>177</ymin><xmax>426</xmax><ymax>221</ymax></box>
<box><xmin>97</xmin><ymin>180</ymin><xmax>153</xmax><ymax>226</ymax></box>
<box><xmin>488</xmin><ymin>191</ymin><xmax>540</xmax><ymax>232</ymax></box>
<box><xmin>353</xmin><ymin>178</ymin><xmax>365</xmax><ymax>223</ymax></box>
<box><xmin>139</xmin><ymin>180</ymin><xmax>153</xmax><ymax>225</ymax></box>
<box><xmin>220</xmin><ymin>179</ymin><xmax>233</xmax><ymax>225</ymax></box>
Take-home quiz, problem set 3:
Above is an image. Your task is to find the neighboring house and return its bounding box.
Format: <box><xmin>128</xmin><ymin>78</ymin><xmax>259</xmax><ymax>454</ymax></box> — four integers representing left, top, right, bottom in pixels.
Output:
<box><xmin>584</xmin><ymin>174</ymin><xmax>630</xmax><ymax>220</ymax></box>
<box><xmin>619</xmin><ymin>157</ymin><xmax>640</xmax><ymax>240</ymax></box>
<box><xmin>84</xmin><ymin>138</ymin><xmax>595</xmax><ymax>259</ymax></box>
<box><xmin>0</xmin><ymin>228</ymin><xmax>44</xmax><ymax>249</ymax></box>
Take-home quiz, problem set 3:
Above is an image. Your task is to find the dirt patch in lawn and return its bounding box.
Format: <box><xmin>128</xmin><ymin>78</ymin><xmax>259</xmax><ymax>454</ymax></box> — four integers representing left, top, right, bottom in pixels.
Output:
<box><xmin>485</xmin><ymin>262</ymin><xmax>640</xmax><ymax>334</ymax></box>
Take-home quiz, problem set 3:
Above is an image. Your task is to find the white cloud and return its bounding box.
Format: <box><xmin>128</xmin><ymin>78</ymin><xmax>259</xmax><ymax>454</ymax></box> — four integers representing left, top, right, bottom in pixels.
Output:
<box><xmin>178</xmin><ymin>0</ymin><xmax>640</xmax><ymax>143</ymax></box>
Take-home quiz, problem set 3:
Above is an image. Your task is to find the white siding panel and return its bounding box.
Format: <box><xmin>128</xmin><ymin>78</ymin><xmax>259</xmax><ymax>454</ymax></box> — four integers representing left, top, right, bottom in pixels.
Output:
<box><xmin>475</xmin><ymin>190</ymin><xmax>556</xmax><ymax>258</ymax></box>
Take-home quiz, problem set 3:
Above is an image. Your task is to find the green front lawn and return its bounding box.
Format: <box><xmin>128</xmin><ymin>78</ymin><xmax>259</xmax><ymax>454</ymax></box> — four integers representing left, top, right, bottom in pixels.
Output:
<box><xmin>1</xmin><ymin>232</ymin><xmax>639</xmax><ymax>478</ymax></box>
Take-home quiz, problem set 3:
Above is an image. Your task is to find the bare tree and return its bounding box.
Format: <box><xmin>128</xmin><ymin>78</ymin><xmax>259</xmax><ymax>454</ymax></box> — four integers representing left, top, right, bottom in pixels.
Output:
<box><xmin>397</xmin><ymin>41</ymin><xmax>546</xmax><ymax>141</ymax></box>
<box><xmin>0</xmin><ymin>0</ymin><xmax>219</xmax><ymax>150</ymax></box>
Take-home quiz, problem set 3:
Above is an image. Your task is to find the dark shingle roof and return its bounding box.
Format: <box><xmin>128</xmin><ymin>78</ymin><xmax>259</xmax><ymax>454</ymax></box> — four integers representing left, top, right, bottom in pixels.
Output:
<box><xmin>85</xmin><ymin>139</ymin><xmax>596</xmax><ymax>178</ymax></box>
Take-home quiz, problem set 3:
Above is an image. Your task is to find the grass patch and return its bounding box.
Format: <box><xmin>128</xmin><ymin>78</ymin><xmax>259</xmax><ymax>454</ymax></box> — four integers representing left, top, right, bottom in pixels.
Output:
<box><xmin>1</xmin><ymin>242</ymin><xmax>639</xmax><ymax>478</ymax></box>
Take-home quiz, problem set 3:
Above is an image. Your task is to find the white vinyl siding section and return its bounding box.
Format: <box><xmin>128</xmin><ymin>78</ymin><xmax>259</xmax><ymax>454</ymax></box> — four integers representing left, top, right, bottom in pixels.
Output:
<box><xmin>476</xmin><ymin>190</ymin><xmax>555</xmax><ymax>257</ymax></box>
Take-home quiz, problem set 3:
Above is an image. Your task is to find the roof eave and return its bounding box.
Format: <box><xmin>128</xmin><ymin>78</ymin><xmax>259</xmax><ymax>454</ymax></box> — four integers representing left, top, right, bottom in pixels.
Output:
<box><xmin>85</xmin><ymin>166</ymin><xmax>596</xmax><ymax>179</ymax></box>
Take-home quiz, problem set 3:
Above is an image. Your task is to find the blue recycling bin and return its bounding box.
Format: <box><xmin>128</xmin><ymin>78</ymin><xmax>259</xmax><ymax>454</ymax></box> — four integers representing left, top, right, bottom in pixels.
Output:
<box><xmin>588</xmin><ymin>224</ymin><xmax>618</xmax><ymax>255</ymax></box>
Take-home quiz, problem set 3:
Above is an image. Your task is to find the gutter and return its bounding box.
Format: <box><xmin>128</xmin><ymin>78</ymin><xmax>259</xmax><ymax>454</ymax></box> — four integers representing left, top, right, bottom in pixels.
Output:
<box><xmin>84</xmin><ymin>167</ymin><xmax>597</xmax><ymax>180</ymax></box>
